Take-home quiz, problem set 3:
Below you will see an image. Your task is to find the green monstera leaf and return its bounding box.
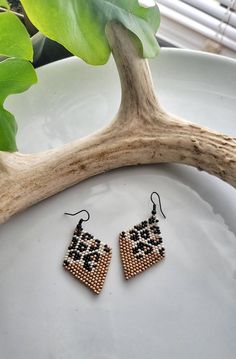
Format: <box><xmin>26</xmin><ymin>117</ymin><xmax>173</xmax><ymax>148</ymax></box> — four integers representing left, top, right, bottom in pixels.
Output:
<box><xmin>0</xmin><ymin>12</ymin><xmax>33</xmax><ymax>60</ymax></box>
<box><xmin>21</xmin><ymin>0</ymin><xmax>160</xmax><ymax>65</ymax></box>
<box><xmin>0</xmin><ymin>58</ymin><xmax>37</xmax><ymax>151</ymax></box>
<box><xmin>0</xmin><ymin>0</ymin><xmax>9</xmax><ymax>9</ymax></box>
<box><xmin>0</xmin><ymin>10</ymin><xmax>37</xmax><ymax>152</ymax></box>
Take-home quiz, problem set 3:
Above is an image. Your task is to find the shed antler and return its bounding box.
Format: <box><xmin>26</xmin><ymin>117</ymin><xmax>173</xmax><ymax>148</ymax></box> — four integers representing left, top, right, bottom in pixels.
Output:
<box><xmin>0</xmin><ymin>22</ymin><xmax>236</xmax><ymax>223</ymax></box>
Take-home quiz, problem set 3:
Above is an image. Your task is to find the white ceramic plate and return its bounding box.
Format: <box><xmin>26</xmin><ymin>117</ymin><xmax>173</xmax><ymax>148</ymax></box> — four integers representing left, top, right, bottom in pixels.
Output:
<box><xmin>1</xmin><ymin>49</ymin><xmax>236</xmax><ymax>359</ymax></box>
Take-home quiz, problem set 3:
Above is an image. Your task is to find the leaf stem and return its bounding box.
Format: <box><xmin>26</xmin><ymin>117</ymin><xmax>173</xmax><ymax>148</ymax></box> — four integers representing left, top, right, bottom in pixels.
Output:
<box><xmin>0</xmin><ymin>6</ymin><xmax>24</xmax><ymax>18</ymax></box>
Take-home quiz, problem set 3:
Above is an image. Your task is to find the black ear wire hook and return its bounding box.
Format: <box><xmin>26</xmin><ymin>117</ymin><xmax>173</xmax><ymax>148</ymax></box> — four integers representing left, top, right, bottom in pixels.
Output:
<box><xmin>64</xmin><ymin>209</ymin><xmax>90</xmax><ymax>228</ymax></box>
<box><xmin>150</xmin><ymin>192</ymin><xmax>166</xmax><ymax>219</ymax></box>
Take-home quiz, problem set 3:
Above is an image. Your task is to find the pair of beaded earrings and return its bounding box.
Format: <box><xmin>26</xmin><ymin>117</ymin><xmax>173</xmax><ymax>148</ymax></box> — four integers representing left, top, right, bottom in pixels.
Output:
<box><xmin>63</xmin><ymin>192</ymin><xmax>166</xmax><ymax>294</ymax></box>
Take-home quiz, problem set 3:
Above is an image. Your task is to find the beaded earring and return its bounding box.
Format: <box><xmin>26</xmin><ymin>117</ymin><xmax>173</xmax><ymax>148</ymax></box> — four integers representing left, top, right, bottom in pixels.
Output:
<box><xmin>119</xmin><ymin>192</ymin><xmax>166</xmax><ymax>280</ymax></box>
<box><xmin>63</xmin><ymin>210</ymin><xmax>112</xmax><ymax>294</ymax></box>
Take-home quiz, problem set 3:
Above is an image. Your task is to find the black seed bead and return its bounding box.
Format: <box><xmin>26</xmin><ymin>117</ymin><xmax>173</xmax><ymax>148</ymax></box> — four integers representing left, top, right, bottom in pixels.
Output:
<box><xmin>74</xmin><ymin>252</ymin><xmax>81</xmax><ymax>261</ymax></box>
<box><xmin>82</xmin><ymin>233</ymin><xmax>93</xmax><ymax>241</ymax></box>
<box><xmin>141</xmin><ymin>222</ymin><xmax>145</xmax><ymax>229</ymax></box>
<box><xmin>77</xmin><ymin>242</ymin><xmax>88</xmax><ymax>252</ymax></box>
<box><xmin>68</xmin><ymin>238</ymin><xmax>78</xmax><ymax>250</ymax></box>
<box><xmin>138</xmin><ymin>242</ymin><xmax>145</xmax><ymax>250</ymax></box>
<box><xmin>130</xmin><ymin>232</ymin><xmax>139</xmax><ymax>242</ymax></box>
<box><xmin>74</xmin><ymin>227</ymin><xmax>82</xmax><ymax>236</ymax></box>
<box><xmin>63</xmin><ymin>260</ymin><xmax>69</xmax><ymax>266</ymax></box>
<box><xmin>140</xmin><ymin>229</ymin><xmax>150</xmax><ymax>239</ymax></box>
<box><xmin>153</xmin><ymin>226</ymin><xmax>161</xmax><ymax>235</ymax></box>
<box><xmin>89</xmin><ymin>241</ymin><xmax>100</xmax><ymax>251</ymax></box>
<box><xmin>68</xmin><ymin>250</ymin><xmax>76</xmax><ymax>258</ymax></box>
<box><xmin>144</xmin><ymin>246</ymin><xmax>153</xmax><ymax>255</ymax></box>
<box><xmin>104</xmin><ymin>245</ymin><xmax>110</xmax><ymax>253</ymax></box>
<box><xmin>84</xmin><ymin>263</ymin><xmax>92</xmax><ymax>271</ymax></box>
<box><xmin>149</xmin><ymin>239</ymin><xmax>158</xmax><ymax>246</ymax></box>
<box><xmin>159</xmin><ymin>248</ymin><xmax>165</xmax><ymax>255</ymax></box>
<box><xmin>149</xmin><ymin>216</ymin><xmax>155</xmax><ymax>224</ymax></box>
<box><xmin>83</xmin><ymin>252</ymin><xmax>100</xmax><ymax>264</ymax></box>
<box><xmin>132</xmin><ymin>247</ymin><xmax>139</xmax><ymax>255</ymax></box>
<box><xmin>136</xmin><ymin>242</ymin><xmax>153</xmax><ymax>254</ymax></box>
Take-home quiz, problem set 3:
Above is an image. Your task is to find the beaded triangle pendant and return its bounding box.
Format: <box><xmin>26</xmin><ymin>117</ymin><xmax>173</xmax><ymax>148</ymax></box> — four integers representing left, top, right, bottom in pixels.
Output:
<box><xmin>63</xmin><ymin>211</ymin><xmax>112</xmax><ymax>294</ymax></box>
<box><xmin>119</xmin><ymin>192</ymin><xmax>166</xmax><ymax>280</ymax></box>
